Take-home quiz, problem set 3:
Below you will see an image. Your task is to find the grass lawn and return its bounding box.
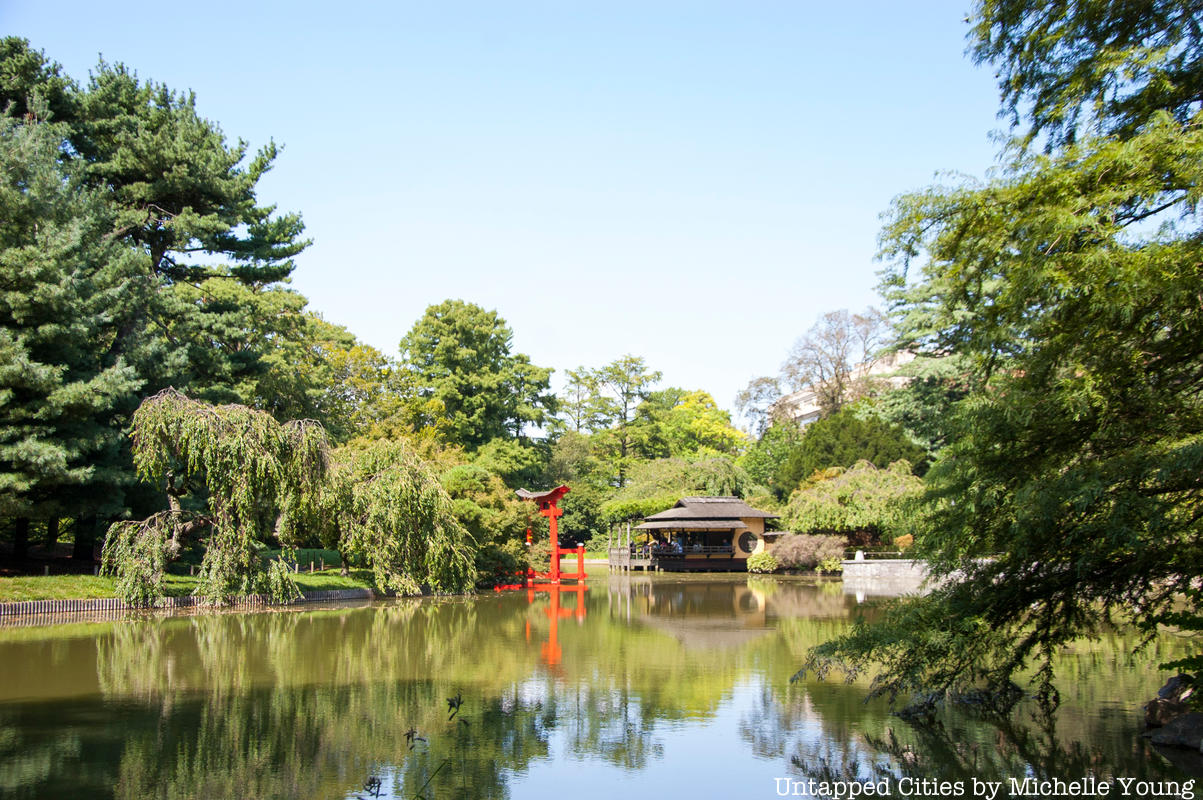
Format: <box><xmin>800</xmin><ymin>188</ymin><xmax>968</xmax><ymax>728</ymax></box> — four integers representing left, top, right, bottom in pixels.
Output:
<box><xmin>0</xmin><ymin>569</ymin><xmax>376</xmax><ymax>603</ymax></box>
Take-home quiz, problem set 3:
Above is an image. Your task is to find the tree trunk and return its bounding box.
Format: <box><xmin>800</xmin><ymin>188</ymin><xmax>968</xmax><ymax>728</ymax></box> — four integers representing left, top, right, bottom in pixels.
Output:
<box><xmin>73</xmin><ymin>516</ymin><xmax>96</xmax><ymax>562</ymax></box>
<box><xmin>12</xmin><ymin>517</ymin><xmax>29</xmax><ymax>560</ymax></box>
<box><xmin>45</xmin><ymin>517</ymin><xmax>59</xmax><ymax>551</ymax></box>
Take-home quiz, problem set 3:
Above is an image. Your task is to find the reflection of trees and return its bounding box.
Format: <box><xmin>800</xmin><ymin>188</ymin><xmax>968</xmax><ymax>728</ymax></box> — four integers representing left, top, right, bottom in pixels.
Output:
<box><xmin>0</xmin><ymin>591</ymin><xmax>699</xmax><ymax>799</ymax></box>
<box><xmin>0</xmin><ymin>723</ymin><xmax>83</xmax><ymax>798</ymax></box>
<box><xmin>103</xmin><ymin>681</ymin><xmax>556</xmax><ymax>800</ymax></box>
<box><xmin>761</xmin><ymin>579</ymin><xmax>856</xmax><ymax>621</ymax></box>
<box><xmin>1</xmin><ymin>580</ymin><xmax>1196</xmax><ymax>798</ymax></box>
<box><xmin>553</xmin><ymin>687</ymin><xmax>664</xmax><ymax>769</ymax></box>
<box><xmin>740</xmin><ymin>625</ymin><xmax>1196</xmax><ymax>798</ymax></box>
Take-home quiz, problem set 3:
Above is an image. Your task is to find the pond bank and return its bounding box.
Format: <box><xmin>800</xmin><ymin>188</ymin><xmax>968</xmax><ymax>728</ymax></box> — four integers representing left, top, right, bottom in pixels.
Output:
<box><xmin>0</xmin><ymin>587</ymin><xmax>375</xmax><ymax>623</ymax></box>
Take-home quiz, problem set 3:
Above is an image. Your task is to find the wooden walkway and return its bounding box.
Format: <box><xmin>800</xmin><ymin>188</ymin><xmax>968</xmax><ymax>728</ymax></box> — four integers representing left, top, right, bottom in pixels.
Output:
<box><xmin>608</xmin><ymin>547</ymin><xmax>653</xmax><ymax>572</ymax></box>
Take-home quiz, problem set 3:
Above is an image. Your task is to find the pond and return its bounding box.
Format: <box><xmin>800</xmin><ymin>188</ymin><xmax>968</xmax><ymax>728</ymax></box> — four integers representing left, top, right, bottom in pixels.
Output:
<box><xmin>0</xmin><ymin>575</ymin><xmax>1197</xmax><ymax>799</ymax></box>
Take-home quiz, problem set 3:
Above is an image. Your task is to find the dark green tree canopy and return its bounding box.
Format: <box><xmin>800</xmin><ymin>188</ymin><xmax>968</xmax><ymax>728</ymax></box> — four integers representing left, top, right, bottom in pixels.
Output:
<box><xmin>0</xmin><ymin>112</ymin><xmax>145</xmax><ymax>523</ymax></box>
<box><xmin>0</xmin><ymin>39</ymin><xmax>339</xmax><ymax>554</ymax></box>
<box><xmin>737</xmin><ymin>420</ymin><xmax>802</xmax><ymax>495</ymax></box>
<box><xmin>399</xmin><ymin>299</ymin><xmax>554</xmax><ymax>450</ymax></box>
<box><xmin>776</xmin><ymin>408</ymin><xmax>925</xmax><ymax>494</ymax></box>
<box><xmin>0</xmin><ymin>38</ymin><xmax>312</xmax><ymax>407</ymax></box>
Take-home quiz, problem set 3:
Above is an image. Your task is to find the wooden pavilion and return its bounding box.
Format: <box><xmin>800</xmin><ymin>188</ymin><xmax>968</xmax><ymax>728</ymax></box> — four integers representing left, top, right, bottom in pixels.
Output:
<box><xmin>609</xmin><ymin>496</ymin><xmax>780</xmax><ymax>572</ymax></box>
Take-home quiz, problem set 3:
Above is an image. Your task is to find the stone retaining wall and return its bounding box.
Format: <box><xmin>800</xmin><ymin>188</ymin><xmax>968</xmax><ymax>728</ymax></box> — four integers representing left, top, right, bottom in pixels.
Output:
<box><xmin>0</xmin><ymin>588</ymin><xmax>376</xmax><ymax>621</ymax></box>
<box><xmin>841</xmin><ymin>558</ymin><xmax>933</xmax><ymax>596</ymax></box>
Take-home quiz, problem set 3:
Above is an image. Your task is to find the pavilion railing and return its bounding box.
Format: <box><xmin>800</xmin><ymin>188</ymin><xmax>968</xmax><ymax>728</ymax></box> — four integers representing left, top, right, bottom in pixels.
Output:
<box><xmin>641</xmin><ymin>545</ymin><xmax>735</xmax><ymax>558</ymax></box>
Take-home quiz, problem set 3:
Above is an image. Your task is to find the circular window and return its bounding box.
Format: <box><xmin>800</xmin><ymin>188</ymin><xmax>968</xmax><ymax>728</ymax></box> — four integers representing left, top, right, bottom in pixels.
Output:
<box><xmin>737</xmin><ymin>532</ymin><xmax>756</xmax><ymax>554</ymax></box>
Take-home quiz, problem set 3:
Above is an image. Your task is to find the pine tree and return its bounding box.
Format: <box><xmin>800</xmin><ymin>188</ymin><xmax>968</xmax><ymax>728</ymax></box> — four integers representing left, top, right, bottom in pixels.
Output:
<box><xmin>0</xmin><ymin>111</ymin><xmax>145</xmax><ymax>543</ymax></box>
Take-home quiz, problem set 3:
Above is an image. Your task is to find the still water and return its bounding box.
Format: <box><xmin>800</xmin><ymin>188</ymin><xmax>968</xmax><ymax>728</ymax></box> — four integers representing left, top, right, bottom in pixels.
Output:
<box><xmin>0</xmin><ymin>575</ymin><xmax>1197</xmax><ymax>799</ymax></box>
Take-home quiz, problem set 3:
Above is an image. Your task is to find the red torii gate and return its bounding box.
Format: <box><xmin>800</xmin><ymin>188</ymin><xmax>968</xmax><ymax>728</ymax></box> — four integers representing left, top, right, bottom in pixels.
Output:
<box><xmin>512</xmin><ymin>484</ymin><xmax>587</xmax><ymax>585</ymax></box>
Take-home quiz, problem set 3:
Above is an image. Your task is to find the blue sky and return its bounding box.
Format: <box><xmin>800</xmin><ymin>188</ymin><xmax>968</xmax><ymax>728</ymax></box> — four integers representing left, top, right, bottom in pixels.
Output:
<box><xmin>3</xmin><ymin>1</ymin><xmax>1002</xmax><ymax>420</ymax></box>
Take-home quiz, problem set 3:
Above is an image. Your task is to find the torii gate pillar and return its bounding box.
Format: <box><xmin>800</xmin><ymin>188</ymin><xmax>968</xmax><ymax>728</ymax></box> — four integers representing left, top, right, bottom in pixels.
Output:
<box><xmin>516</xmin><ymin>485</ymin><xmax>583</xmax><ymax>584</ymax></box>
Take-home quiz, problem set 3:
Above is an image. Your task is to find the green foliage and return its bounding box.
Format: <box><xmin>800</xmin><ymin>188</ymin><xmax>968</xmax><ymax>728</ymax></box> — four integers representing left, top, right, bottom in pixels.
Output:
<box><xmin>631</xmin><ymin>388</ymin><xmax>746</xmax><ymax>459</ymax></box>
<box><xmin>63</xmin><ymin>53</ymin><xmax>310</xmax><ymax>408</ymax></box>
<box><xmin>971</xmin><ymin>0</ymin><xmax>1203</xmax><ymax>148</ymax></box>
<box><xmin>0</xmin><ymin>38</ymin><xmax>318</xmax><ymax>546</ymax></box>
<box><xmin>541</xmin><ymin>430</ymin><xmax>610</xmax><ymax>545</ymax></box>
<box><xmin>776</xmin><ymin>408</ymin><xmax>925</xmax><ymax>493</ymax></box>
<box><xmin>0</xmin><ymin>38</ymin><xmax>75</xmax><ymax>122</ymax></box>
<box><xmin>327</xmin><ymin>440</ymin><xmax>478</xmax><ymax>595</ymax></box>
<box><xmin>746</xmin><ymin>552</ymin><xmax>780</xmax><ymax>574</ymax></box>
<box><xmin>599</xmin><ymin>495</ymin><xmax>678</xmax><ymax>525</ymax></box>
<box><xmin>470</xmin><ymin>438</ymin><xmax>546</xmax><ymax>488</ymax></box>
<box><xmin>250</xmin><ymin>313</ymin><xmax>396</xmax><ymax>443</ymax></box>
<box><xmin>781</xmin><ymin>460</ymin><xmax>921</xmax><ymax>542</ymax></box>
<box><xmin>398</xmin><ymin>300</ymin><xmax>554</xmax><ymax>450</ymax></box>
<box><xmin>105</xmin><ymin>389</ymin><xmax>327</xmax><ymax>604</ymax></box>
<box><xmin>472</xmin><ymin>538</ymin><xmax>529</xmax><ymax>585</ymax></box>
<box><xmin>773</xmin><ymin>534</ymin><xmax>848</xmax><ymax>570</ymax></box>
<box><xmin>811</xmin><ymin>1</ymin><xmax>1203</xmax><ymax>710</ymax></box>
<box><xmin>867</xmin><ymin>355</ymin><xmax>971</xmax><ymax>458</ymax></box>
<box><xmin>738</xmin><ymin>421</ymin><xmax>802</xmax><ymax>494</ymax></box>
<box><xmin>817</xmin><ymin>556</ymin><xmax>843</xmax><ymax>575</ymax></box>
<box><xmin>439</xmin><ymin>462</ymin><xmax>528</xmax><ymax>584</ymax></box>
<box><xmin>0</xmin><ymin>110</ymin><xmax>146</xmax><ymax>524</ymax></box>
<box><xmin>585</xmin><ymin>355</ymin><xmax>662</xmax><ymax>486</ymax></box>
<box><xmin>101</xmin><ymin>514</ymin><xmax>172</xmax><ymax>607</ymax></box>
<box><xmin>600</xmin><ymin>456</ymin><xmax>751</xmax><ymax>522</ymax></box>
<box><xmin>557</xmin><ymin>368</ymin><xmax>609</xmax><ymax>433</ymax></box>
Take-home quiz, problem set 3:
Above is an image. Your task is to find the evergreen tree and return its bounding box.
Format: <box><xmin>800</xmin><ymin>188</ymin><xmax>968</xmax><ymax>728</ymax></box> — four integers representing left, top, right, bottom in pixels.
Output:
<box><xmin>0</xmin><ymin>39</ymin><xmax>316</xmax><ymax>560</ymax></box>
<box><xmin>0</xmin><ymin>38</ymin><xmax>312</xmax><ymax>407</ymax></box>
<box><xmin>776</xmin><ymin>408</ymin><xmax>925</xmax><ymax>493</ymax></box>
<box><xmin>0</xmin><ymin>111</ymin><xmax>145</xmax><ymax>548</ymax></box>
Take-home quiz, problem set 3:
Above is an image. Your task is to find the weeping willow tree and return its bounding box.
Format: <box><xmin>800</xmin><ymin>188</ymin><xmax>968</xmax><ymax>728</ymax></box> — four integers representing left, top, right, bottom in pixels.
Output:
<box><xmin>102</xmin><ymin>389</ymin><xmax>329</xmax><ymax>605</ymax></box>
<box><xmin>319</xmin><ymin>440</ymin><xmax>479</xmax><ymax>595</ymax></box>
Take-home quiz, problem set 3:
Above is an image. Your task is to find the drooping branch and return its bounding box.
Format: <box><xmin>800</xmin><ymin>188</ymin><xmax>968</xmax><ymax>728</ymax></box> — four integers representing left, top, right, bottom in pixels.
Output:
<box><xmin>105</xmin><ymin>389</ymin><xmax>332</xmax><ymax>605</ymax></box>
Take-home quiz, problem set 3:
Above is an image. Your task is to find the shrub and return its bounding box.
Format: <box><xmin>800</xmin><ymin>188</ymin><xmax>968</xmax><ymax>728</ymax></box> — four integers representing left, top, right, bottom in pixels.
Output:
<box><xmin>772</xmin><ymin>534</ymin><xmax>847</xmax><ymax>570</ymax></box>
<box><xmin>474</xmin><ymin>539</ymin><xmax>529</xmax><ymax>586</ymax></box>
<box><xmin>746</xmin><ymin>552</ymin><xmax>781</xmax><ymax>574</ymax></box>
<box><xmin>817</xmin><ymin>556</ymin><xmax>844</xmax><ymax>575</ymax></box>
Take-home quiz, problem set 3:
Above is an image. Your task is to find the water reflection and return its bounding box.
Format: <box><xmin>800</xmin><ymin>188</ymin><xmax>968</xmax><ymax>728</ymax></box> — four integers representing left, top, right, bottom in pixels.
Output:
<box><xmin>0</xmin><ymin>577</ymin><xmax>1195</xmax><ymax>799</ymax></box>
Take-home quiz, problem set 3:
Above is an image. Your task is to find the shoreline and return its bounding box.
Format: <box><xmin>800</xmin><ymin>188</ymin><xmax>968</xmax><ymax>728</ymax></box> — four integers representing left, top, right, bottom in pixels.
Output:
<box><xmin>0</xmin><ymin>587</ymin><xmax>378</xmax><ymax>625</ymax></box>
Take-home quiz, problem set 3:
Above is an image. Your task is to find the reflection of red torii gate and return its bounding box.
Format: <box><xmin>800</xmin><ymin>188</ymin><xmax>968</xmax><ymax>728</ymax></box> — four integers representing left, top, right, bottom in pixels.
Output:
<box><xmin>524</xmin><ymin>583</ymin><xmax>586</xmax><ymax>667</ymax></box>
<box><xmin>503</xmin><ymin>486</ymin><xmax>588</xmax><ymax>667</ymax></box>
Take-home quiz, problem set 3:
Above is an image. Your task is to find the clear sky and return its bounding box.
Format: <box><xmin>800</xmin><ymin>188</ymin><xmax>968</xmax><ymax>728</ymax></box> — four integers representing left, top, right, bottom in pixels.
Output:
<box><xmin>3</xmin><ymin>1</ymin><xmax>1003</xmax><ymax>421</ymax></box>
